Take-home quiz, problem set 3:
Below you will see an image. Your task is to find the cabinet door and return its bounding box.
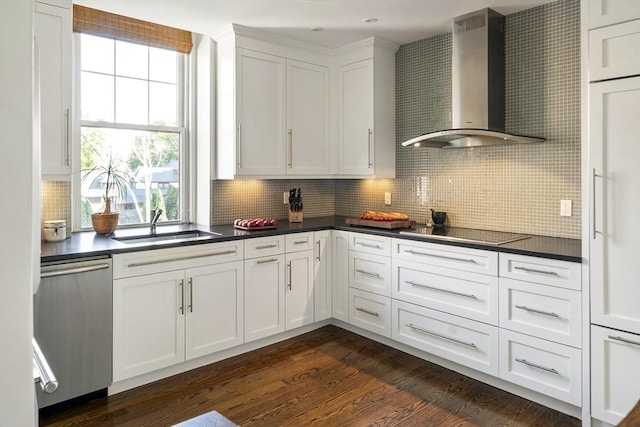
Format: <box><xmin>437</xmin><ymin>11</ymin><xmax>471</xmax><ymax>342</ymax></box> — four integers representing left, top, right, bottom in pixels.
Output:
<box><xmin>244</xmin><ymin>255</ymin><xmax>285</xmax><ymax>342</ymax></box>
<box><xmin>590</xmin><ymin>77</ymin><xmax>640</xmax><ymax>334</ymax></box>
<box><xmin>113</xmin><ymin>271</ymin><xmax>185</xmax><ymax>381</ymax></box>
<box><xmin>185</xmin><ymin>261</ymin><xmax>244</xmax><ymax>360</ymax></box>
<box><xmin>591</xmin><ymin>325</ymin><xmax>640</xmax><ymax>425</ymax></box>
<box><xmin>589</xmin><ymin>20</ymin><xmax>640</xmax><ymax>81</ymax></box>
<box><xmin>332</xmin><ymin>230</ymin><xmax>350</xmax><ymax>322</ymax></box>
<box><xmin>34</xmin><ymin>1</ymin><xmax>72</xmax><ymax>177</ymax></box>
<box><xmin>314</xmin><ymin>231</ymin><xmax>331</xmax><ymax>321</ymax></box>
<box><xmin>236</xmin><ymin>48</ymin><xmax>286</xmax><ymax>176</ymax></box>
<box><xmin>287</xmin><ymin>60</ymin><xmax>329</xmax><ymax>175</ymax></box>
<box><xmin>285</xmin><ymin>250</ymin><xmax>314</xmax><ymax>329</ymax></box>
<box><xmin>338</xmin><ymin>59</ymin><xmax>374</xmax><ymax>176</ymax></box>
<box><xmin>587</xmin><ymin>0</ymin><xmax>640</xmax><ymax>29</ymax></box>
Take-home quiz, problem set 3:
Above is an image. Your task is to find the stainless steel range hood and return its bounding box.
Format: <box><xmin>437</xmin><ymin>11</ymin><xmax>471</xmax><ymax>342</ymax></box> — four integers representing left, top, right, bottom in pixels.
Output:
<box><xmin>402</xmin><ymin>8</ymin><xmax>545</xmax><ymax>148</ymax></box>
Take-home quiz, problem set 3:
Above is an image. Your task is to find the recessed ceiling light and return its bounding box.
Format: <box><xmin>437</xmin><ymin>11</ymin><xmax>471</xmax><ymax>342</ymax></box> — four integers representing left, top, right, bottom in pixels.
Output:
<box><xmin>362</xmin><ymin>17</ymin><xmax>378</xmax><ymax>24</ymax></box>
<box><xmin>311</xmin><ymin>27</ymin><xmax>324</xmax><ymax>32</ymax></box>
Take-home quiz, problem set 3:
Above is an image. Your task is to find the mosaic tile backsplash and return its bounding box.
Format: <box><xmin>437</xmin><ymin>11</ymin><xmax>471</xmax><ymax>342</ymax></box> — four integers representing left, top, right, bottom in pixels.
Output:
<box><xmin>41</xmin><ymin>181</ymin><xmax>72</xmax><ymax>239</ymax></box>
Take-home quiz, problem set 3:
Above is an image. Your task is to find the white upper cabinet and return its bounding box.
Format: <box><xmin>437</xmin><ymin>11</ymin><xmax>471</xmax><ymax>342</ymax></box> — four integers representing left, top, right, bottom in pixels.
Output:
<box><xmin>587</xmin><ymin>0</ymin><xmax>640</xmax><ymax>29</ymax></box>
<box><xmin>34</xmin><ymin>0</ymin><xmax>72</xmax><ymax>179</ymax></box>
<box><xmin>589</xmin><ymin>20</ymin><xmax>640</xmax><ymax>81</ymax></box>
<box><xmin>336</xmin><ymin>38</ymin><xmax>398</xmax><ymax>178</ymax></box>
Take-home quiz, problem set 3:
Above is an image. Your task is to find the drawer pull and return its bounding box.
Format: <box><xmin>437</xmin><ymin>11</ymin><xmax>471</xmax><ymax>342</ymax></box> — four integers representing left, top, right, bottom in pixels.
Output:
<box><xmin>256</xmin><ymin>244</ymin><xmax>278</xmax><ymax>250</ymax></box>
<box><xmin>609</xmin><ymin>335</ymin><xmax>640</xmax><ymax>347</ymax></box>
<box><xmin>514</xmin><ymin>305</ymin><xmax>559</xmax><ymax>318</ymax></box>
<box><xmin>356</xmin><ymin>307</ymin><xmax>379</xmax><ymax>317</ymax></box>
<box><xmin>405</xmin><ymin>280</ymin><xmax>477</xmax><ymax>299</ymax></box>
<box><xmin>514</xmin><ymin>266</ymin><xmax>558</xmax><ymax>276</ymax></box>
<box><xmin>356</xmin><ymin>269</ymin><xmax>381</xmax><ymax>278</ymax></box>
<box><xmin>404</xmin><ymin>250</ymin><xmax>477</xmax><ymax>264</ymax></box>
<box><xmin>405</xmin><ymin>323</ymin><xmax>477</xmax><ymax>349</ymax></box>
<box><xmin>257</xmin><ymin>258</ymin><xmax>278</xmax><ymax>265</ymax></box>
<box><xmin>515</xmin><ymin>358</ymin><xmax>559</xmax><ymax>375</ymax></box>
<box><xmin>127</xmin><ymin>250</ymin><xmax>236</xmax><ymax>267</ymax></box>
<box><xmin>316</xmin><ymin>240</ymin><xmax>321</xmax><ymax>261</ymax></box>
<box><xmin>293</xmin><ymin>240</ymin><xmax>307</xmax><ymax>245</ymax></box>
<box><xmin>356</xmin><ymin>242</ymin><xmax>383</xmax><ymax>249</ymax></box>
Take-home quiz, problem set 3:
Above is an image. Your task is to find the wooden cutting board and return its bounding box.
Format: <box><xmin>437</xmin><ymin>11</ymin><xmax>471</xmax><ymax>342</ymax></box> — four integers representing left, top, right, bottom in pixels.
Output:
<box><xmin>345</xmin><ymin>218</ymin><xmax>413</xmax><ymax>229</ymax></box>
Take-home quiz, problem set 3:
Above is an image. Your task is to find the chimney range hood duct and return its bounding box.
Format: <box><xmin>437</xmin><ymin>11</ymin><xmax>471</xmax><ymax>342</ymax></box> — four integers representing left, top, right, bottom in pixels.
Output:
<box><xmin>402</xmin><ymin>8</ymin><xmax>545</xmax><ymax>148</ymax></box>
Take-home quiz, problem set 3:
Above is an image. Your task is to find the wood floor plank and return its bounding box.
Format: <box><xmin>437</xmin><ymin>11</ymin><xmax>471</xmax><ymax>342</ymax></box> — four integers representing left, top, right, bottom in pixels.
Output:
<box><xmin>40</xmin><ymin>326</ymin><xmax>580</xmax><ymax>427</ymax></box>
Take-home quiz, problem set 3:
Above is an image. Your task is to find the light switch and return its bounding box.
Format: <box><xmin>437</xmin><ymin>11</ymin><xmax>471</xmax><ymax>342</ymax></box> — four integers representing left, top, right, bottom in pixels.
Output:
<box><xmin>384</xmin><ymin>192</ymin><xmax>391</xmax><ymax>206</ymax></box>
<box><xmin>560</xmin><ymin>199</ymin><xmax>572</xmax><ymax>217</ymax></box>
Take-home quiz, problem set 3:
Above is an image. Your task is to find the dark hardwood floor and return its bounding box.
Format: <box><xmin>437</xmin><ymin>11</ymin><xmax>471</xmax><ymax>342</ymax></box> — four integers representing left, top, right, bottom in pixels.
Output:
<box><xmin>40</xmin><ymin>326</ymin><xmax>580</xmax><ymax>427</ymax></box>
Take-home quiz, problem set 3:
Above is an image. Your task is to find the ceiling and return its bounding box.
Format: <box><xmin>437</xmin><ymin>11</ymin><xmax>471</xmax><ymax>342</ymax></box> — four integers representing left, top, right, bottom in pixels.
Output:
<box><xmin>74</xmin><ymin>0</ymin><xmax>556</xmax><ymax>48</ymax></box>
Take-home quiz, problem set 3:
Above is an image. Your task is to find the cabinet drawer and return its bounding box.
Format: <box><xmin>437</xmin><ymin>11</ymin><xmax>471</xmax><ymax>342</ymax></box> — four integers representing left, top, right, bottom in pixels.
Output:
<box><xmin>589</xmin><ymin>20</ymin><xmax>640</xmax><ymax>81</ymax></box>
<box><xmin>349</xmin><ymin>288</ymin><xmax>391</xmax><ymax>338</ymax></box>
<box><xmin>113</xmin><ymin>240</ymin><xmax>244</xmax><ymax>279</ymax></box>
<box><xmin>392</xmin><ymin>300</ymin><xmax>499</xmax><ymax>376</ymax></box>
<box><xmin>499</xmin><ymin>330</ymin><xmax>581</xmax><ymax>406</ymax></box>
<box><xmin>591</xmin><ymin>325</ymin><xmax>640</xmax><ymax>425</ymax></box>
<box><xmin>499</xmin><ymin>253</ymin><xmax>581</xmax><ymax>291</ymax></box>
<box><xmin>349</xmin><ymin>232</ymin><xmax>391</xmax><ymax>256</ymax></box>
<box><xmin>393</xmin><ymin>238</ymin><xmax>498</xmax><ymax>276</ymax></box>
<box><xmin>588</xmin><ymin>0</ymin><xmax>640</xmax><ymax>29</ymax></box>
<box><xmin>392</xmin><ymin>259</ymin><xmax>498</xmax><ymax>325</ymax></box>
<box><xmin>499</xmin><ymin>278</ymin><xmax>581</xmax><ymax>348</ymax></box>
<box><xmin>349</xmin><ymin>251</ymin><xmax>391</xmax><ymax>296</ymax></box>
<box><xmin>244</xmin><ymin>235</ymin><xmax>285</xmax><ymax>259</ymax></box>
<box><xmin>285</xmin><ymin>232</ymin><xmax>313</xmax><ymax>252</ymax></box>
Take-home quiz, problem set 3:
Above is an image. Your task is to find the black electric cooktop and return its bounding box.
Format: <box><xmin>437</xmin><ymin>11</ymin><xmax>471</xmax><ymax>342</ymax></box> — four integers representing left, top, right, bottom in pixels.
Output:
<box><xmin>399</xmin><ymin>226</ymin><xmax>531</xmax><ymax>246</ymax></box>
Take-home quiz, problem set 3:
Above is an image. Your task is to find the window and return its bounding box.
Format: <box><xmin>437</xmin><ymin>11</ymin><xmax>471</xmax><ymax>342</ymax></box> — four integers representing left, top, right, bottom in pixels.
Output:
<box><xmin>77</xmin><ymin>33</ymin><xmax>187</xmax><ymax>228</ymax></box>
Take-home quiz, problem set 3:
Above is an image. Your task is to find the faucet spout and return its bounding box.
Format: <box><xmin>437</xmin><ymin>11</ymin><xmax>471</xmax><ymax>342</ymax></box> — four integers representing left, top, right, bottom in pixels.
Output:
<box><xmin>150</xmin><ymin>208</ymin><xmax>163</xmax><ymax>234</ymax></box>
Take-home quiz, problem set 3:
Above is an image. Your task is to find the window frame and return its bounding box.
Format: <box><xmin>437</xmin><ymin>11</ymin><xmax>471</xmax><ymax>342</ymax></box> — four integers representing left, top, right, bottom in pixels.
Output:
<box><xmin>72</xmin><ymin>33</ymin><xmax>192</xmax><ymax>231</ymax></box>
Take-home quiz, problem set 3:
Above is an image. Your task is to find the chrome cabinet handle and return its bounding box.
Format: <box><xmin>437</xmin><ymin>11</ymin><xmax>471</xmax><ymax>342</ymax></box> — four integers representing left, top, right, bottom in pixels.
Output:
<box><xmin>293</xmin><ymin>240</ymin><xmax>307</xmax><ymax>245</ymax></box>
<box><xmin>514</xmin><ymin>266</ymin><xmax>558</xmax><ymax>276</ymax></box>
<box><xmin>41</xmin><ymin>263</ymin><xmax>110</xmax><ymax>278</ymax></box>
<box><xmin>65</xmin><ymin>108</ymin><xmax>70</xmax><ymax>166</ymax></box>
<box><xmin>179</xmin><ymin>279</ymin><xmax>184</xmax><ymax>315</ymax></box>
<box><xmin>515</xmin><ymin>305</ymin><xmax>559</xmax><ymax>318</ymax></box>
<box><xmin>256</xmin><ymin>244</ymin><xmax>277</xmax><ymax>250</ymax></box>
<box><xmin>356</xmin><ymin>307</ymin><xmax>379</xmax><ymax>317</ymax></box>
<box><xmin>316</xmin><ymin>240</ymin><xmax>321</xmax><ymax>261</ymax></box>
<box><xmin>404</xmin><ymin>249</ymin><xmax>477</xmax><ymax>264</ymax></box>
<box><xmin>237</xmin><ymin>124</ymin><xmax>242</xmax><ymax>167</ymax></box>
<box><xmin>405</xmin><ymin>280</ymin><xmax>477</xmax><ymax>299</ymax></box>
<box><xmin>367</xmin><ymin>128</ymin><xmax>373</xmax><ymax>168</ymax></box>
<box><xmin>257</xmin><ymin>258</ymin><xmax>278</xmax><ymax>265</ymax></box>
<box><xmin>288</xmin><ymin>129</ymin><xmax>293</xmax><ymax>168</ymax></box>
<box><xmin>356</xmin><ymin>242</ymin><xmax>382</xmax><ymax>249</ymax></box>
<box><xmin>188</xmin><ymin>278</ymin><xmax>193</xmax><ymax>313</ymax></box>
<box><xmin>609</xmin><ymin>335</ymin><xmax>640</xmax><ymax>346</ymax></box>
<box><xmin>515</xmin><ymin>358</ymin><xmax>559</xmax><ymax>375</ymax></box>
<box><xmin>287</xmin><ymin>262</ymin><xmax>292</xmax><ymax>290</ymax></box>
<box><xmin>593</xmin><ymin>168</ymin><xmax>603</xmax><ymax>239</ymax></box>
<box><xmin>127</xmin><ymin>251</ymin><xmax>236</xmax><ymax>268</ymax></box>
<box><xmin>356</xmin><ymin>269</ymin><xmax>381</xmax><ymax>278</ymax></box>
<box><xmin>406</xmin><ymin>323</ymin><xmax>477</xmax><ymax>349</ymax></box>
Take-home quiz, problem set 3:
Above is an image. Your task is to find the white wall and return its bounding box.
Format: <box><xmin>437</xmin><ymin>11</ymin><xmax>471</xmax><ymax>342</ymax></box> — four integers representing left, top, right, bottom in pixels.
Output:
<box><xmin>0</xmin><ymin>1</ymin><xmax>37</xmax><ymax>426</ymax></box>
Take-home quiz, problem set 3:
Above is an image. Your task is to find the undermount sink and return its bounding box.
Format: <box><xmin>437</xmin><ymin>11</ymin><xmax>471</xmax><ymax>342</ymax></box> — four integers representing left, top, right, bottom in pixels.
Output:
<box><xmin>112</xmin><ymin>230</ymin><xmax>221</xmax><ymax>245</ymax></box>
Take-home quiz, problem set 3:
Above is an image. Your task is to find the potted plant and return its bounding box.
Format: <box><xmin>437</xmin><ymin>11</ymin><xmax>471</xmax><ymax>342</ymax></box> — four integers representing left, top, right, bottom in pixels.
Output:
<box><xmin>82</xmin><ymin>152</ymin><xmax>131</xmax><ymax>235</ymax></box>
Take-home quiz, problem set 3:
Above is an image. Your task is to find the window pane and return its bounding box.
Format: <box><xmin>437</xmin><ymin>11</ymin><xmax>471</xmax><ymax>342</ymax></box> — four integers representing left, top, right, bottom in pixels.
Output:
<box><xmin>81</xmin><ymin>72</ymin><xmax>114</xmax><ymax>121</ymax></box>
<box><xmin>80</xmin><ymin>127</ymin><xmax>181</xmax><ymax>227</ymax></box>
<box><xmin>81</xmin><ymin>34</ymin><xmax>114</xmax><ymax>74</ymax></box>
<box><xmin>149</xmin><ymin>82</ymin><xmax>177</xmax><ymax>126</ymax></box>
<box><xmin>115</xmin><ymin>40</ymin><xmax>148</xmax><ymax>79</ymax></box>
<box><xmin>150</xmin><ymin>47</ymin><xmax>177</xmax><ymax>84</ymax></box>
<box><xmin>116</xmin><ymin>77</ymin><xmax>148</xmax><ymax>125</ymax></box>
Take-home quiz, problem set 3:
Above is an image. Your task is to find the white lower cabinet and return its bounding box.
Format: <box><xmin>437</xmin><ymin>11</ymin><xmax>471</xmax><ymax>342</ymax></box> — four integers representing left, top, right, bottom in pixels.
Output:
<box><xmin>499</xmin><ymin>329</ymin><xmax>581</xmax><ymax>406</ymax></box>
<box><xmin>591</xmin><ymin>325</ymin><xmax>640</xmax><ymax>425</ymax></box>
<box><xmin>393</xmin><ymin>299</ymin><xmax>499</xmax><ymax>376</ymax></box>
<box><xmin>113</xmin><ymin>257</ymin><xmax>244</xmax><ymax>382</ymax></box>
<box><xmin>285</xmin><ymin>249</ymin><xmax>314</xmax><ymax>329</ymax></box>
<box><xmin>332</xmin><ymin>230</ymin><xmax>350</xmax><ymax>322</ymax></box>
<box><xmin>313</xmin><ymin>230</ymin><xmax>331</xmax><ymax>322</ymax></box>
<box><xmin>349</xmin><ymin>288</ymin><xmax>391</xmax><ymax>337</ymax></box>
<box><xmin>244</xmin><ymin>254</ymin><xmax>285</xmax><ymax>342</ymax></box>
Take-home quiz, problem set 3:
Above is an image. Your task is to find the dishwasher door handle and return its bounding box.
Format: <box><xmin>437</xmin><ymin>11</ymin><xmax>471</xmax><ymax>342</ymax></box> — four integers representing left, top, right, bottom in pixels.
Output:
<box><xmin>40</xmin><ymin>263</ymin><xmax>111</xmax><ymax>278</ymax></box>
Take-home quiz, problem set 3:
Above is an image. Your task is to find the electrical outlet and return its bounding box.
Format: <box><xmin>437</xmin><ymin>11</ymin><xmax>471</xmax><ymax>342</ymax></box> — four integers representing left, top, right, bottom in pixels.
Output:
<box><xmin>283</xmin><ymin>192</ymin><xmax>289</xmax><ymax>204</ymax></box>
<box><xmin>560</xmin><ymin>199</ymin><xmax>572</xmax><ymax>217</ymax></box>
<box><xmin>384</xmin><ymin>192</ymin><xmax>391</xmax><ymax>206</ymax></box>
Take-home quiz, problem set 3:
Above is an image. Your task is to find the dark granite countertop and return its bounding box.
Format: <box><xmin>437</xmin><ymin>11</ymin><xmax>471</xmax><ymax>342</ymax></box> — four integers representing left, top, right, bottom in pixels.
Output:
<box><xmin>41</xmin><ymin>215</ymin><xmax>582</xmax><ymax>263</ymax></box>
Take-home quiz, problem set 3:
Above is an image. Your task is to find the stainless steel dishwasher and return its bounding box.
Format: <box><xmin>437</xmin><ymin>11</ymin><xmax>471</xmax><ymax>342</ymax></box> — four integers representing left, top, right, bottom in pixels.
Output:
<box><xmin>35</xmin><ymin>256</ymin><xmax>112</xmax><ymax>408</ymax></box>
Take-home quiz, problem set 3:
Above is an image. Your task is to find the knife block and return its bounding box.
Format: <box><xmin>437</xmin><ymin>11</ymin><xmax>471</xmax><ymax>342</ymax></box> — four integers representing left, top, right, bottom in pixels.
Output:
<box><xmin>288</xmin><ymin>209</ymin><xmax>303</xmax><ymax>223</ymax></box>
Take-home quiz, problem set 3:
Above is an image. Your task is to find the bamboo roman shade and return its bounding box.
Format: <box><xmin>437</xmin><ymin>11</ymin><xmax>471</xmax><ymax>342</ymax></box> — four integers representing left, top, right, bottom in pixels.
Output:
<box><xmin>73</xmin><ymin>4</ymin><xmax>193</xmax><ymax>54</ymax></box>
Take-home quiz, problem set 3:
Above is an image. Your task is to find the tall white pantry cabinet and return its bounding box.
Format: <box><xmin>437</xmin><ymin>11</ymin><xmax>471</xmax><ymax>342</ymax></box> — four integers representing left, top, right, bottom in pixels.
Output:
<box><xmin>586</xmin><ymin>1</ymin><xmax>640</xmax><ymax>425</ymax></box>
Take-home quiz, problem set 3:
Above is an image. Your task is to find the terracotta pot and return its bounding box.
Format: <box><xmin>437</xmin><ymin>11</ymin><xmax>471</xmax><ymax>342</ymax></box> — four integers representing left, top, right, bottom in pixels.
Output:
<box><xmin>91</xmin><ymin>212</ymin><xmax>119</xmax><ymax>235</ymax></box>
